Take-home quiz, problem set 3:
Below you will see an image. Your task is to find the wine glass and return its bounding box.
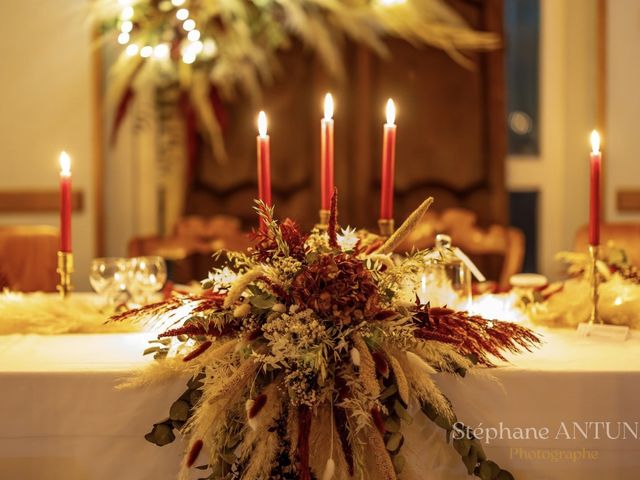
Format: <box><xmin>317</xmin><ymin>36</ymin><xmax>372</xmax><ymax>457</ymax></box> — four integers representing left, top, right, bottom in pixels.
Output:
<box><xmin>89</xmin><ymin>257</ymin><xmax>129</xmax><ymax>308</ymax></box>
<box><xmin>128</xmin><ymin>256</ymin><xmax>167</xmax><ymax>305</ymax></box>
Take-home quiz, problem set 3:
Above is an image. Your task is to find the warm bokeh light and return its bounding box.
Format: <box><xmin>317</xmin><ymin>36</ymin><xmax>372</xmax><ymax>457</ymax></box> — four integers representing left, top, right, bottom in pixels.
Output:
<box><xmin>59</xmin><ymin>151</ymin><xmax>71</xmax><ymax>177</ymax></box>
<box><xmin>121</xmin><ymin>6</ymin><xmax>134</xmax><ymax>20</ymax></box>
<box><xmin>140</xmin><ymin>46</ymin><xmax>153</xmax><ymax>58</ymax></box>
<box><xmin>590</xmin><ymin>130</ymin><xmax>601</xmax><ymax>154</ymax></box>
<box><xmin>117</xmin><ymin>32</ymin><xmax>130</xmax><ymax>45</ymax></box>
<box><xmin>188</xmin><ymin>29</ymin><xmax>201</xmax><ymax>42</ymax></box>
<box><xmin>385</xmin><ymin>98</ymin><xmax>396</xmax><ymax>125</ymax></box>
<box><xmin>258</xmin><ymin>111</ymin><xmax>268</xmax><ymax>137</ymax></box>
<box><xmin>125</xmin><ymin>44</ymin><xmax>139</xmax><ymax>56</ymax></box>
<box><xmin>183</xmin><ymin>19</ymin><xmax>196</xmax><ymax>31</ymax></box>
<box><xmin>176</xmin><ymin>8</ymin><xmax>189</xmax><ymax>20</ymax></box>
<box><xmin>324</xmin><ymin>93</ymin><xmax>334</xmax><ymax>120</ymax></box>
<box><xmin>153</xmin><ymin>44</ymin><xmax>170</xmax><ymax>60</ymax></box>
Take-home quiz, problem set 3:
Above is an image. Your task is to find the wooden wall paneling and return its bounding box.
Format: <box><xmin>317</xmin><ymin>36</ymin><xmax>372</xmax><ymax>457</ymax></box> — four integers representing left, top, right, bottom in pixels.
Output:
<box><xmin>185</xmin><ymin>1</ymin><xmax>507</xmax><ymax>233</ymax></box>
<box><xmin>349</xmin><ymin>45</ymin><xmax>374</xmax><ymax>228</ymax></box>
<box><xmin>0</xmin><ymin>190</ymin><xmax>84</xmax><ymax>213</ymax></box>
<box><xmin>186</xmin><ymin>46</ymin><xmax>319</xmax><ymax>229</ymax></box>
<box><xmin>482</xmin><ymin>0</ymin><xmax>508</xmax><ymax>225</ymax></box>
<box><xmin>357</xmin><ymin>0</ymin><xmax>506</xmax><ymax>229</ymax></box>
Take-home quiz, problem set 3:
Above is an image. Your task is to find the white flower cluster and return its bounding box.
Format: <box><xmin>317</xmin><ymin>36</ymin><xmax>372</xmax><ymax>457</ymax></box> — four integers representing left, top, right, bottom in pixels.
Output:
<box><xmin>304</xmin><ymin>230</ymin><xmax>330</xmax><ymax>253</ymax></box>
<box><xmin>258</xmin><ymin>306</ymin><xmax>333</xmax><ymax>406</ymax></box>
<box><xmin>270</xmin><ymin>256</ymin><xmax>303</xmax><ymax>283</ymax></box>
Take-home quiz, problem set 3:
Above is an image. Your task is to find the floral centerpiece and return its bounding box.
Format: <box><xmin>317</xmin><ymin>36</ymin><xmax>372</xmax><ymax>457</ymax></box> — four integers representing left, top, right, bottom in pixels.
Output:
<box><xmin>115</xmin><ymin>193</ymin><xmax>539</xmax><ymax>480</ymax></box>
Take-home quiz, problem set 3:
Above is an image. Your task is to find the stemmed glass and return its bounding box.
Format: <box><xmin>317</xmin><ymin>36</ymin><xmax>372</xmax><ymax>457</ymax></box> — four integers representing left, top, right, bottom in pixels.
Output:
<box><xmin>89</xmin><ymin>257</ymin><xmax>129</xmax><ymax>309</ymax></box>
<box><xmin>127</xmin><ymin>256</ymin><xmax>168</xmax><ymax>305</ymax></box>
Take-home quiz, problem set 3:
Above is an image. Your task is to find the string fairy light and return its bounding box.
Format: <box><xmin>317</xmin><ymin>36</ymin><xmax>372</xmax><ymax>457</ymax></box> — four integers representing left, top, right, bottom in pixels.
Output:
<box><xmin>113</xmin><ymin>1</ymin><xmax>209</xmax><ymax>65</ymax></box>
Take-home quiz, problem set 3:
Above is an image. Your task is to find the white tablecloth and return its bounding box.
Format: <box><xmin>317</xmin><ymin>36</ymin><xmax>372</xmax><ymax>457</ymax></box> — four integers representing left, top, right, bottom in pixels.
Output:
<box><xmin>1</xmin><ymin>328</ymin><xmax>639</xmax><ymax>480</ymax></box>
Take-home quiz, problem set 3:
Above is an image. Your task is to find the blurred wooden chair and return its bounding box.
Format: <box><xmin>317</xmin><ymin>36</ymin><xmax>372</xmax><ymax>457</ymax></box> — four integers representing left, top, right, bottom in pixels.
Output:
<box><xmin>575</xmin><ymin>223</ymin><xmax>640</xmax><ymax>266</ymax></box>
<box><xmin>128</xmin><ymin>215</ymin><xmax>253</xmax><ymax>283</ymax></box>
<box><xmin>396</xmin><ymin>208</ymin><xmax>525</xmax><ymax>290</ymax></box>
<box><xmin>0</xmin><ymin>225</ymin><xmax>59</xmax><ymax>292</ymax></box>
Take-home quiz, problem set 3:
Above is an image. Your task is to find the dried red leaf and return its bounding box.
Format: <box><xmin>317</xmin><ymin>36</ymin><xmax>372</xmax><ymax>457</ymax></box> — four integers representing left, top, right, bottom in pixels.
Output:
<box><xmin>297</xmin><ymin>405</ymin><xmax>312</xmax><ymax>480</ymax></box>
<box><xmin>371</xmin><ymin>406</ymin><xmax>385</xmax><ymax>434</ymax></box>
<box><xmin>158</xmin><ymin>322</ymin><xmax>236</xmax><ymax>339</ymax></box>
<box><xmin>183</xmin><ymin>341</ymin><xmax>212</xmax><ymax>362</ymax></box>
<box><xmin>248</xmin><ymin>393</ymin><xmax>267</xmax><ymax>419</ymax></box>
<box><xmin>328</xmin><ymin>188</ymin><xmax>339</xmax><ymax>248</ymax></box>
<box><xmin>372</xmin><ymin>350</ymin><xmax>389</xmax><ymax>378</ymax></box>
<box><xmin>186</xmin><ymin>439</ymin><xmax>203</xmax><ymax>467</ymax></box>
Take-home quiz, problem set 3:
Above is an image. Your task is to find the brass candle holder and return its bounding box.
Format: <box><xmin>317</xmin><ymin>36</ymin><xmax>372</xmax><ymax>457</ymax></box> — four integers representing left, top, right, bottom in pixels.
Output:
<box><xmin>57</xmin><ymin>251</ymin><xmax>74</xmax><ymax>298</ymax></box>
<box><xmin>318</xmin><ymin>209</ymin><xmax>330</xmax><ymax>229</ymax></box>
<box><xmin>378</xmin><ymin>218</ymin><xmax>395</xmax><ymax>237</ymax></box>
<box><xmin>588</xmin><ymin>244</ymin><xmax>600</xmax><ymax>325</ymax></box>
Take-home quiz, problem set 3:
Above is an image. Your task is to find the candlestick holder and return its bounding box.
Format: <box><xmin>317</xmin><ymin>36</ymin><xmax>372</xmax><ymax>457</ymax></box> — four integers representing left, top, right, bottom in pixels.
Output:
<box><xmin>378</xmin><ymin>218</ymin><xmax>395</xmax><ymax>237</ymax></box>
<box><xmin>318</xmin><ymin>209</ymin><xmax>330</xmax><ymax>229</ymax></box>
<box><xmin>57</xmin><ymin>251</ymin><xmax>74</xmax><ymax>298</ymax></box>
<box><xmin>588</xmin><ymin>244</ymin><xmax>600</xmax><ymax>325</ymax></box>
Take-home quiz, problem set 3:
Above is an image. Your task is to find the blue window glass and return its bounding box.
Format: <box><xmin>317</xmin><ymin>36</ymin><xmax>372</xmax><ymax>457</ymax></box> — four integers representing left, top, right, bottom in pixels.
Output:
<box><xmin>505</xmin><ymin>0</ymin><xmax>540</xmax><ymax>155</ymax></box>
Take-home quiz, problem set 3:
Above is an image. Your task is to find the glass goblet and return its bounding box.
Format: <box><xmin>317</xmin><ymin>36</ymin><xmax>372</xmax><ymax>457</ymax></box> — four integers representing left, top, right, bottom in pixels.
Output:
<box><xmin>128</xmin><ymin>256</ymin><xmax>167</xmax><ymax>305</ymax></box>
<box><xmin>89</xmin><ymin>257</ymin><xmax>129</xmax><ymax>308</ymax></box>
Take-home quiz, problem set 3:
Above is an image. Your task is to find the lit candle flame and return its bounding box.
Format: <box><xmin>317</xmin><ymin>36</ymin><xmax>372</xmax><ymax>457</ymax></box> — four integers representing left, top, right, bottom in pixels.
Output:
<box><xmin>257</xmin><ymin>111</ymin><xmax>268</xmax><ymax>137</ymax></box>
<box><xmin>324</xmin><ymin>93</ymin><xmax>334</xmax><ymax>120</ymax></box>
<box><xmin>59</xmin><ymin>151</ymin><xmax>71</xmax><ymax>177</ymax></box>
<box><xmin>590</xmin><ymin>130</ymin><xmax>600</xmax><ymax>154</ymax></box>
<box><xmin>385</xmin><ymin>98</ymin><xmax>396</xmax><ymax>125</ymax></box>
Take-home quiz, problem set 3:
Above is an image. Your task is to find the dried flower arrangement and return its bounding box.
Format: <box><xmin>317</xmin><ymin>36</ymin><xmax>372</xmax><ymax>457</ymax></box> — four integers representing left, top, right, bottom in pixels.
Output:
<box><xmin>114</xmin><ymin>192</ymin><xmax>539</xmax><ymax>480</ymax></box>
<box><xmin>528</xmin><ymin>246</ymin><xmax>640</xmax><ymax>329</ymax></box>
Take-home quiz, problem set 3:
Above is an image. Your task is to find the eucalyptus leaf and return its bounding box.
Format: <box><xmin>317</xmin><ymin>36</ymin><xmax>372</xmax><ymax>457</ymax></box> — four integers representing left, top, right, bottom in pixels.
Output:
<box><xmin>495</xmin><ymin>470</ymin><xmax>515</xmax><ymax>480</ymax></box>
<box><xmin>474</xmin><ymin>441</ymin><xmax>487</xmax><ymax>462</ymax></box>
<box><xmin>384</xmin><ymin>415</ymin><xmax>401</xmax><ymax>433</ymax></box>
<box><xmin>249</xmin><ymin>294</ymin><xmax>276</xmax><ymax>309</ymax></box>
<box><xmin>153</xmin><ymin>350</ymin><xmax>168</xmax><ymax>360</ymax></box>
<box><xmin>420</xmin><ymin>401</ymin><xmax>437</xmax><ymax>421</ymax></box>
<box><xmin>169</xmin><ymin>400</ymin><xmax>190</xmax><ymax>421</ymax></box>
<box><xmin>144</xmin><ymin>423</ymin><xmax>175</xmax><ymax>446</ymax></box>
<box><xmin>190</xmin><ymin>389</ymin><xmax>203</xmax><ymax>406</ymax></box>
<box><xmin>393</xmin><ymin>400</ymin><xmax>412</xmax><ymax>424</ymax></box>
<box><xmin>393</xmin><ymin>454</ymin><xmax>406</xmax><ymax>474</ymax></box>
<box><xmin>462</xmin><ymin>450</ymin><xmax>478</xmax><ymax>475</ymax></box>
<box><xmin>386</xmin><ymin>432</ymin><xmax>403</xmax><ymax>452</ymax></box>
<box><xmin>379</xmin><ymin>384</ymin><xmax>398</xmax><ymax>402</ymax></box>
<box><xmin>478</xmin><ymin>460</ymin><xmax>500</xmax><ymax>480</ymax></box>
<box><xmin>453</xmin><ymin>438</ymin><xmax>471</xmax><ymax>457</ymax></box>
<box><xmin>143</xmin><ymin>346</ymin><xmax>160</xmax><ymax>356</ymax></box>
<box><xmin>434</xmin><ymin>414</ymin><xmax>454</xmax><ymax>431</ymax></box>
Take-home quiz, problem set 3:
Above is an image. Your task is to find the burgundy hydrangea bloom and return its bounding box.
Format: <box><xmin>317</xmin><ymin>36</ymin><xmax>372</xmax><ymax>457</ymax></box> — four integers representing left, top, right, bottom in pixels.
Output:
<box><xmin>291</xmin><ymin>253</ymin><xmax>381</xmax><ymax>324</ymax></box>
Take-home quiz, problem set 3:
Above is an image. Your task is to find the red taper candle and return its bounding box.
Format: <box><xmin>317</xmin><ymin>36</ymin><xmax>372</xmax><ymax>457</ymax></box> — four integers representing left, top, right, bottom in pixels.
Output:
<box><xmin>321</xmin><ymin>93</ymin><xmax>335</xmax><ymax>211</ymax></box>
<box><xmin>589</xmin><ymin>130</ymin><xmax>601</xmax><ymax>246</ymax></box>
<box><xmin>59</xmin><ymin>151</ymin><xmax>72</xmax><ymax>253</ymax></box>
<box><xmin>256</xmin><ymin>111</ymin><xmax>272</xmax><ymax>228</ymax></box>
<box><xmin>380</xmin><ymin>99</ymin><xmax>397</xmax><ymax>220</ymax></box>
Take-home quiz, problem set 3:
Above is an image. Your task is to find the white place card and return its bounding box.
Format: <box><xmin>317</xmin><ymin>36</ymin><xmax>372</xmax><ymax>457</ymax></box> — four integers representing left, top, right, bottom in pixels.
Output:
<box><xmin>576</xmin><ymin>322</ymin><xmax>630</xmax><ymax>341</ymax></box>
